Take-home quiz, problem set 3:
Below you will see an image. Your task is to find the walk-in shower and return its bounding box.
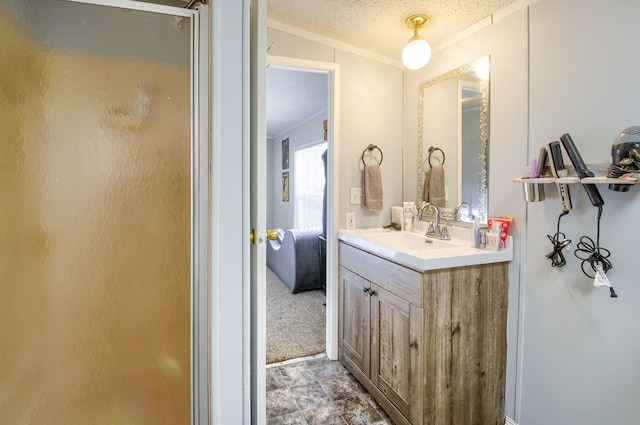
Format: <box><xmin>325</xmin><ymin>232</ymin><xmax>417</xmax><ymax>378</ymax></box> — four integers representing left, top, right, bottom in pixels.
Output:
<box><xmin>0</xmin><ymin>1</ymin><xmax>202</xmax><ymax>423</ymax></box>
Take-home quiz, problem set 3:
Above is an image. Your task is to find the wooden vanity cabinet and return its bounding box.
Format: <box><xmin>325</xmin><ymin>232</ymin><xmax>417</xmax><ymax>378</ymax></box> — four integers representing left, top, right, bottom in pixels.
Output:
<box><xmin>338</xmin><ymin>241</ymin><xmax>508</xmax><ymax>425</ymax></box>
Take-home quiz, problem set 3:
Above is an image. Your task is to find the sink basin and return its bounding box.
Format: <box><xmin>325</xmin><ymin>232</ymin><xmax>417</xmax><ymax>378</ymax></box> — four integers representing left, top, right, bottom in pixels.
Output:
<box><xmin>338</xmin><ymin>227</ymin><xmax>513</xmax><ymax>272</ymax></box>
<box><xmin>357</xmin><ymin>230</ymin><xmax>459</xmax><ymax>252</ymax></box>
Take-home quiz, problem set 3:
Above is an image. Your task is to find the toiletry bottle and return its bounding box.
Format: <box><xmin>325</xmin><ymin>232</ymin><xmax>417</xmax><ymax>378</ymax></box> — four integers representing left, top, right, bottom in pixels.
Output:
<box><xmin>403</xmin><ymin>201</ymin><xmax>415</xmax><ymax>231</ymax></box>
<box><xmin>404</xmin><ymin>211</ymin><xmax>411</xmax><ymax>231</ymax></box>
<box><xmin>411</xmin><ymin>206</ymin><xmax>417</xmax><ymax>232</ymax></box>
<box><xmin>492</xmin><ymin>221</ymin><xmax>503</xmax><ymax>250</ymax></box>
<box><xmin>473</xmin><ymin>216</ymin><xmax>481</xmax><ymax>248</ymax></box>
<box><xmin>486</xmin><ymin>221</ymin><xmax>501</xmax><ymax>251</ymax></box>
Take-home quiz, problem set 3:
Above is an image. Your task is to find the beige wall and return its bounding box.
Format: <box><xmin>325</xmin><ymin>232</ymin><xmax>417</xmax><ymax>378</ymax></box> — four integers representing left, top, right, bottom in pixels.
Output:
<box><xmin>0</xmin><ymin>10</ymin><xmax>192</xmax><ymax>423</ymax></box>
<box><xmin>267</xmin><ymin>113</ymin><xmax>327</xmax><ymax>230</ymax></box>
<box><xmin>267</xmin><ymin>28</ymin><xmax>404</xmax><ymax>230</ymax></box>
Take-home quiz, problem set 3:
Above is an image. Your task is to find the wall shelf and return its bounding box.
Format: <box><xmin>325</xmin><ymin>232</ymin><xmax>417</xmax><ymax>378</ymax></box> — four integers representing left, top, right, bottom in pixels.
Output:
<box><xmin>512</xmin><ymin>176</ymin><xmax>577</xmax><ymax>184</ymax></box>
<box><xmin>513</xmin><ymin>163</ymin><xmax>640</xmax><ymax>186</ymax></box>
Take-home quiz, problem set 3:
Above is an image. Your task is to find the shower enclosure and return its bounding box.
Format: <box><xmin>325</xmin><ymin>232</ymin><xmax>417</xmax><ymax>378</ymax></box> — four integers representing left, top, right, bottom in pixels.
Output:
<box><xmin>0</xmin><ymin>0</ymin><xmax>206</xmax><ymax>423</ymax></box>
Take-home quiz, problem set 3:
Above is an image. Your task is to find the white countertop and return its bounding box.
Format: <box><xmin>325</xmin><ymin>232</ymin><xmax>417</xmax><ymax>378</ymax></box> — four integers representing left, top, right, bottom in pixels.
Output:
<box><xmin>338</xmin><ymin>227</ymin><xmax>513</xmax><ymax>272</ymax></box>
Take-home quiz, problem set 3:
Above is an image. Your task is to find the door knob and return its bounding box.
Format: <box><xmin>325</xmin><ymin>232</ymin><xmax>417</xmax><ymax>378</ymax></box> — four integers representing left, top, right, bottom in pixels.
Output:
<box><xmin>250</xmin><ymin>228</ymin><xmax>279</xmax><ymax>244</ymax></box>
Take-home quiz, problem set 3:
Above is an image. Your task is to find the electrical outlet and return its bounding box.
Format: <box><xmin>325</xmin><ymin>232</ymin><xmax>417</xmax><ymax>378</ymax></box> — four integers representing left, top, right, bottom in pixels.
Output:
<box><xmin>350</xmin><ymin>187</ymin><xmax>362</xmax><ymax>205</ymax></box>
<box><xmin>346</xmin><ymin>212</ymin><xmax>356</xmax><ymax>229</ymax></box>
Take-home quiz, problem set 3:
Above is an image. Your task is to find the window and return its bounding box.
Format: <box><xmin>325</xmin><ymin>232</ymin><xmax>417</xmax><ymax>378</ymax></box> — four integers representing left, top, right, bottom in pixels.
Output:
<box><xmin>294</xmin><ymin>142</ymin><xmax>327</xmax><ymax>228</ymax></box>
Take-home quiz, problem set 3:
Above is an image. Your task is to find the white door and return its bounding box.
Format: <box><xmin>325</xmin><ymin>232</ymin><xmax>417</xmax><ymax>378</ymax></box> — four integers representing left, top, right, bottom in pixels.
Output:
<box><xmin>248</xmin><ymin>8</ymin><xmax>339</xmax><ymax>425</ymax></box>
<box><xmin>250</xmin><ymin>1</ymin><xmax>268</xmax><ymax>424</ymax></box>
<box><xmin>250</xmin><ymin>54</ymin><xmax>339</xmax><ymax>423</ymax></box>
<box><xmin>209</xmin><ymin>0</ymin><xmax>253</xmax><ymax>424</ymax></box>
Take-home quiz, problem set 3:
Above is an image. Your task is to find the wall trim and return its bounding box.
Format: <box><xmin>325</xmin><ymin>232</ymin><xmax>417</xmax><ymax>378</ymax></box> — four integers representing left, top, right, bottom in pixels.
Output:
<box><xmin>433</xmin><ymin>0</ymin><xmax>539</xmax><ymax>53</ymax></box>
<box><xmin>506</xmin><ymin>416</ymin><xmax>519</xmax><ymax>425</ymax></box>
<box><xmin>268</xmin><ymin>0</ymin><xmax>541</xmax><ymax>70</ymax></box>
<box><xmin>267</xmin><ymin>19</ymin><xmax>402</xmax><ymax>68</ymax></box>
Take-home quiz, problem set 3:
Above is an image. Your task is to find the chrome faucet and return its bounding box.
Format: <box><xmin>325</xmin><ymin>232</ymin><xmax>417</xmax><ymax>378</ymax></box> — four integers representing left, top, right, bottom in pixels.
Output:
<box><xmin>418</xmin><ymin>202</ymin><xmax>439</xmax><ymax>223</ymax></box>
<box><xmin>454</xmin><ymin>202</ymin><xmax>472</xmax><ymax>221</ymax></box>
<box><xmin>418</xmin><ymin>202</ymin><xmax>449</xmax><ymax>240</ymax></box>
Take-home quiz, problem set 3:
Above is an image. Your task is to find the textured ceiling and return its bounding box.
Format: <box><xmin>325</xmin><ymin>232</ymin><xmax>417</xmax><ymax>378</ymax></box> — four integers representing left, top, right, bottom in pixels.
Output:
<box><xmin>137</xmin><ymin>0</ymin><xmax>519</xmax><ymax>137</ymax></box>
<box><xmin>265</xmin><ymin>0</ymin><xmax>517</xmax><ymax>137</ymax></box>
<box><xmin>266</xmin><ymin>68</ymin><xmax>328</xmax><ymax>138</ymax></box>
<box><xmin>268</xmin><ymin>0</ymin><xmax>517</xmax><ymax>62</ymax></box>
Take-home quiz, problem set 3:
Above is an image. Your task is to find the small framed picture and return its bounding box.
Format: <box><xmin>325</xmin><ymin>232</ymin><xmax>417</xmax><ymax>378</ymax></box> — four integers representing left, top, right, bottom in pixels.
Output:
<box><xmin>282</xmin><ymin>138</ymin><xmax>289</xmax><ymax>169</ymax></box>
<box><xmin>282</xmin><ymin>172</ymin><xmax>289</xmax><ymax>202</ymax></box>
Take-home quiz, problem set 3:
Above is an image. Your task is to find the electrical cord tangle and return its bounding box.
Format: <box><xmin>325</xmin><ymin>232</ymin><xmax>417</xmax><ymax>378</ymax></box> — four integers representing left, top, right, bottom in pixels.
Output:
<box><xmin>546</xmin><ymin>210</ymin><xmax>571</xmax><ymax>267</ymax></box>
<box><xmin>574</xmin><ymin>205</ymin><xmax>617</xmax><ymax>298</ymax></box>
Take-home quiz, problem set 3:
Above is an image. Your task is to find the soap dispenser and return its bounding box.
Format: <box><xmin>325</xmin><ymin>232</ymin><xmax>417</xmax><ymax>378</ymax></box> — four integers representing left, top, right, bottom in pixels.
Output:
<box><xmin>473</xmin><ymin>216</ymin><xmax>481</xmax><ymax>248</ymax></box>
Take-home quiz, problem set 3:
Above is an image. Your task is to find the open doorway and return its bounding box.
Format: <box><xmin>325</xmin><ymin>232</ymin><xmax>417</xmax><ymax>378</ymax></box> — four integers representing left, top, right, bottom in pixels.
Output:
<box><xmin>265</xmin><ymin>65</ymin><xmax>329</xmax><ymax>365</ymax></box>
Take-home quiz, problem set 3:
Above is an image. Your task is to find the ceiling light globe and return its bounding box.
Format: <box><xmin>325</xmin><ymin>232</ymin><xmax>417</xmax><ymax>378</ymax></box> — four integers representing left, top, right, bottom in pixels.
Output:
<box><xmin>402</xmin><ymin>36</ymin><xmax>431</xmax><ymax>70</ymax></box>
<box><xmin>474</xmin><ymin>56</ymin><xmax>490</xmax><ymax>80</ymax></box>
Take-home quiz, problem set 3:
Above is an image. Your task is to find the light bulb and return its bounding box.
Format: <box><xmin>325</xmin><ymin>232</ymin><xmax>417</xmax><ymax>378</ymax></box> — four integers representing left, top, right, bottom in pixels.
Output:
<box><xmin>474</xmin><ymin>57</ymin><xmax>490</xmax><ymax>80</ymax></box>
<box><xmin>402</xmin><ymin>35</ymin><xmax>431</xmax><ymax>70</ymax></box>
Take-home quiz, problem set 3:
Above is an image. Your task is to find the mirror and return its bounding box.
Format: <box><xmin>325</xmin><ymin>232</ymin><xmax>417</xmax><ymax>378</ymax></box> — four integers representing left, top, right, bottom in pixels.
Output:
<box><xmin>417</xmin><ymin>56</ymin><xmax>490</xmax><ymax>223</ymax></box>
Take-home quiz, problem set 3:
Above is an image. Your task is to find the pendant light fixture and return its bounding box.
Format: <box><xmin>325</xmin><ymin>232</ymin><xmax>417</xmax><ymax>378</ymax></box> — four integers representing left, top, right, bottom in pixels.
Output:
<box><xmin>402</xmin><ymin>14</ymin><xmax>432</xmax><ymax>70</ymax></box>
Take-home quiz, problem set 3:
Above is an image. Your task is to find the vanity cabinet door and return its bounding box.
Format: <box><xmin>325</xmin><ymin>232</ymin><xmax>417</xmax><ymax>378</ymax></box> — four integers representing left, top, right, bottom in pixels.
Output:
<box><xmin>370</xmin><ymin>284</ymin><xmax>423</xmax><ymax>424</ymax></box>
<box><xmin>338</xmin><ymin>266</ymin><xmax>370</xmax><ymax>377</ymax></box>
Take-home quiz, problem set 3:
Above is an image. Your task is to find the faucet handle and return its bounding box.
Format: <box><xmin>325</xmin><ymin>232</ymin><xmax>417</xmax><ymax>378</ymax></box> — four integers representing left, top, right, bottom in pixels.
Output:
<box><xmin>427</xmin><ymin>222</ymin><xmax>435</xmax><ymax>234</ymax></box>
<box><xmin>440</xmin><ymin>225</ymin><xmax>449</xmax><ymax>240</ymax></box>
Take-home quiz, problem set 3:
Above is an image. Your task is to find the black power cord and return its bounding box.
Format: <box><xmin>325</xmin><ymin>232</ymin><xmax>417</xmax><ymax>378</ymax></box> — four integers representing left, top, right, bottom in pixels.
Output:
<box><xmin>546</xmin><ymin>210</ymin><xmax>571</xmax><ymax>267</ymax></box>
<box><xmin>574</xmin><ymin>205</ymin><xmax>617</xmax><ymax>298</ymax></box>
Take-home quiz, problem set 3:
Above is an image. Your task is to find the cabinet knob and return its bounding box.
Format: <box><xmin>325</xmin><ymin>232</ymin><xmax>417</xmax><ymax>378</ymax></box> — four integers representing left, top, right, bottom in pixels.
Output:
<box><xmin>362</xmin><ymin>287</ymin><xmax>375</xmax><ymax>296</ymax></box>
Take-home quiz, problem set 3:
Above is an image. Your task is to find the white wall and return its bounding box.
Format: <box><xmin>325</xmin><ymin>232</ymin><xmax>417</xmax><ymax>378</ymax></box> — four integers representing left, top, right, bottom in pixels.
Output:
<box><xmin>267</xmin><ymin>28</ymin><xmax>404</xmax><ymax>230</ymax></box>
<box><xmin>404</xmin><ymin>1</ymin><xmax>640</xmax><ymax>424</ymax></box>
<box><xmin>522</xmin><ymin>0</ymin><xmax>640</xmax><ymax>424</ymax></box>
<box><xmin>267</xmin><ymin>113</ymin><xmax>327</xmax><ymax>230</ymax></box>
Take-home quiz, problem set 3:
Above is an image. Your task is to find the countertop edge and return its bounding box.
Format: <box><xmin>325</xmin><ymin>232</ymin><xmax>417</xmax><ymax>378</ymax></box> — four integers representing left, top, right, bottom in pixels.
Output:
<box><xmin>338</xmin><ymin>229</ymin><xmax>513</xmax><ymax>272</ymax></box>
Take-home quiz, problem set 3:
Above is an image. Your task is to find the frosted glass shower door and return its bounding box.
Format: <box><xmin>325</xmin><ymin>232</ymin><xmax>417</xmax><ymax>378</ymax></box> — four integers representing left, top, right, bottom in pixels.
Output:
<box><xmin>0</xmin><ymin>1</ymin><xmax>196</xmax><ymax>424</ymax></box>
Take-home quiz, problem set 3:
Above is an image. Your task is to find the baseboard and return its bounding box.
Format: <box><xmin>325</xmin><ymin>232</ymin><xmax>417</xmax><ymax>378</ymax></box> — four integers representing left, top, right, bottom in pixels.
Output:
<box><xmin>506</xmin><ymin>416</ymin><xmax>518</xmax><ymax>425</ymax></box>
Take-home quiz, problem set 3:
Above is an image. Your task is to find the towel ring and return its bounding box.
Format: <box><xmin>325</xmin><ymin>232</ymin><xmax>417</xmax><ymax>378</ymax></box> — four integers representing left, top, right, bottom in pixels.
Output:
<box><xmin>361</xmin><ymin>144</ymin><xmax>383</xmax><ymax>166</ymax></box>
<box><xmin>428</xmin><ymin>146</ymin><xmax>445</xmax><ymax>167</ymax></box>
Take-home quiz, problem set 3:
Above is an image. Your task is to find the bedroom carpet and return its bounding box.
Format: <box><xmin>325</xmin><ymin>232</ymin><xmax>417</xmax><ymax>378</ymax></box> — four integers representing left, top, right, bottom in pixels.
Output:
<box><xmin>267</xmin><ymin>267</ymin><xmax>326</xmax><ymax>364</ymax></box>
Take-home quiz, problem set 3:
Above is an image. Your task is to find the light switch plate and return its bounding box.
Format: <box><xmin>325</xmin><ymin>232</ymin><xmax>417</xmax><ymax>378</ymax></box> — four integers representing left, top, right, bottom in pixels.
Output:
<box><xmin>346</xmin><ymin>212</ymin><xmax>356</xmax><ymax>229</ymax></box>
<box><xmin>350</xmin><ymin>187</ymin><xmax>362</xmax><ymax>204</ymax></box>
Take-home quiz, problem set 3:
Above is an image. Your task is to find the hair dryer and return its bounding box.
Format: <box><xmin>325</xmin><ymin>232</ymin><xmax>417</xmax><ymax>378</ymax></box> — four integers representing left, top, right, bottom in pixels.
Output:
<box><xmin>608</xmin><ymin>126</ymin><xmax>640</xmax><ymax>192</ymax></box>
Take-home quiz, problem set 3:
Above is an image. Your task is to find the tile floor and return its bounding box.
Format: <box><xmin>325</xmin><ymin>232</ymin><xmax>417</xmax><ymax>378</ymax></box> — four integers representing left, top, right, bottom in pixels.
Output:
<box><xmin>266</xmin><ymin>355</ymin><xmax>394</xmax><ymax>425</ymax></box>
